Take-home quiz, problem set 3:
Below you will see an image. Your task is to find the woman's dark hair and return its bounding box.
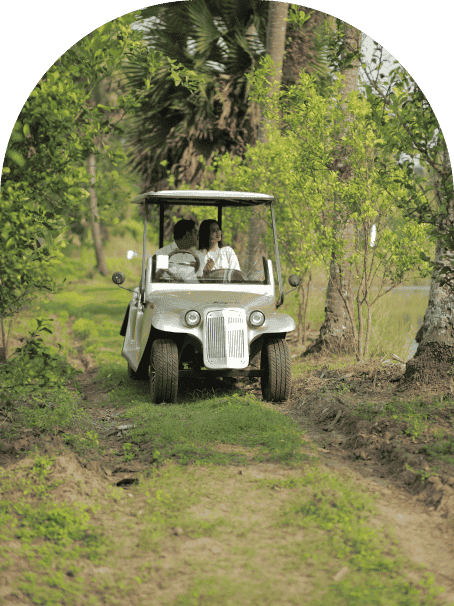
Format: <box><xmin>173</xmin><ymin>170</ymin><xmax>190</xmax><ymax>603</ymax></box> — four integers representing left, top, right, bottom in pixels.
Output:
<box><xmin>198</xmin><ymin>219</ymin><xmax>224</xmax><ymax>251</ymax></box>
<box><xmin>174</xmin><ymin>219</ymin><xmax>196</xmax><ymax>241</ymax></box>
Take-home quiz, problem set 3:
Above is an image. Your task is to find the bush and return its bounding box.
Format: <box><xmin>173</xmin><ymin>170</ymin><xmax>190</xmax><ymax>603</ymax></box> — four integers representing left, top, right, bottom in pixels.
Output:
<box><xmin>0</xmin><ymin>318</ymin><xmax>79</xmax><ymax>403</ymax></box>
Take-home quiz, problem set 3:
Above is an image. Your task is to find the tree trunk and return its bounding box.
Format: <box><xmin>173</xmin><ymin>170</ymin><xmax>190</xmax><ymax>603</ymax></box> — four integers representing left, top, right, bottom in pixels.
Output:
<box><xmin>403</xmin><ymin>241</ymin><xmax>454</xmax><ymax>384</ymax></box>
<box><xmin>88</xmin><ymin>153</ymin><xmax>109</xmax><ymax>277</ymax></box>
<box><xmin>403</xmin><ymin>142</ymin><xmax>454</xmax><ymax>385</ymax></box>
<box><xmin>257</xmin><ymin>1</ymin><xmax>289</xmax><ymax>144</ymax></box>
<box><xmin>246</xmin><ymin>2</ymin><xmax>289</xmax><ymax>276</ymax></box>
<box><xmin>304</xmin><ymin>21</ymin><xmax>361</xmax><ymax>358</ymax></box>
<box><xmin>0</xmin><ymin>316</ymin><xmax>6</xmax><ymax>363</ymax></box>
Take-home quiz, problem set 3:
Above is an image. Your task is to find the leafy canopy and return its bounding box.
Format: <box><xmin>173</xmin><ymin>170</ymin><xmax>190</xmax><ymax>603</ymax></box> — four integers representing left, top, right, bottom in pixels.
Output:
<box><xmin>208</xmin><ymin>62</ymin><xmax>432</xmax><ymax>359</ymax></box>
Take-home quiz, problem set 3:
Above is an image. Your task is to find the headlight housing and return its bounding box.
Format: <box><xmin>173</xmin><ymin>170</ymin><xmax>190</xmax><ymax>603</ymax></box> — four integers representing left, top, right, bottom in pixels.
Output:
<box><xmin>185</xmin><ymin>310</ymin><xmax>201</xmax><ymax>327</ymax></box>
<box><xmin>249</xmin><ymin>310</ymin><xmax>265</xmax><ymax>327</ymax></box>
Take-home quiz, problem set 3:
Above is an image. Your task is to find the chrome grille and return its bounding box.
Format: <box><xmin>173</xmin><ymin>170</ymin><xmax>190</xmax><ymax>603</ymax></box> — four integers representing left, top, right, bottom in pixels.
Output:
<box><xmin>207</xmin><ymin>314</ymin><xmax>226</xmax><ymax>361</ymax></box>
<box><xmin>228</xmin><ymin>328</ymin><xmax>244</xmax><ymax>359</ymax></box>
<box><xmin>204</xmin><ymin>309</ymin><xmax>248</xmax><ymax>369</ymax></box>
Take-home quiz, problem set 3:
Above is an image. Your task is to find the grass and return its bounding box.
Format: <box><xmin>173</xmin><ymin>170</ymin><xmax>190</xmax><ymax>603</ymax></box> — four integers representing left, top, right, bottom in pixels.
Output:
<box><xmin>281</xmin><ymin>264</ymin><xmax>430</xmax><ymax>362</ymax></box>
<box><xmin>258</xmin><ymin>469</ymin><xmax>444</xmax><ymax>606</ymax></box>
<box><xmin>1</xmin><ymin>453</ymin><xmax>448</xmax><ymax>605</ymax></box>
<box><xmin>1</xmin><ymin>238</ymin><xmax>452</xmax><ymax>605</ymax></box>
<box><xmin>107</xmin><ymin>385</ymin><xmax>310</xmax><ymax>466</ymax></box>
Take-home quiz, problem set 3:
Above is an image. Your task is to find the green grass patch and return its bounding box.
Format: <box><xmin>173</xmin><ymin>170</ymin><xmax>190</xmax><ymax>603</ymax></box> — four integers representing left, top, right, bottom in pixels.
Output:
<box><xmin>354</xmin><ymin>395</ymin><xmax>454</xmax><ymax>441</ymax></box>
<box><xmin>258</xmin><ymin>468</ymin><xmax>447</xmax><ymax>606</ymax></box>
<box><xmin>0</xmin><ymin>455</ymin><xmax>105</xmax><ymax>554</ymax></box>
<box><xmin>0</xmin><ymin>453</ymin><xmax>112</xmax><ymax>605</ymax></box>
<box><xmin>3</xmin><ymin>388</ymin><xmax>88</xmax><ymax>436</ymax></box>
<box><xmin>112</xmin><ymin>389</ymin><xmax>312</xmax><ymax>466</ymax></box>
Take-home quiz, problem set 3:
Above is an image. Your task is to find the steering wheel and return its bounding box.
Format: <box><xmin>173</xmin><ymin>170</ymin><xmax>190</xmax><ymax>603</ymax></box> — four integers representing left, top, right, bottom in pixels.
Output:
<box><xmin>163</xmin><ymin>249</ymin><xmax>201</xmax><ymax>280</ymax></box>
<box><xmin>208</xmin><ymin>269</ymin><xmax>246</xmax><ymax>283</ymax></box>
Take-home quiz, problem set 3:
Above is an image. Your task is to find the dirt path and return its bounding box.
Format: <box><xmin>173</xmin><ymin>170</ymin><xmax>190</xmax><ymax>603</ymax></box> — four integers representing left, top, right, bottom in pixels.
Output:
<box><xmin>282</xmin><ymin>409</ymin><xmax>454</xmax><ymax>602</ymax></box>
<box><xmin>75</xmin><ymin>366</ymin><xmax>454</xmax><ymax>604</ymax></box>
<box><xmin>2</xmin><ymin>361</ymin><xmax>454</xmax><ymax>605</ymax></box>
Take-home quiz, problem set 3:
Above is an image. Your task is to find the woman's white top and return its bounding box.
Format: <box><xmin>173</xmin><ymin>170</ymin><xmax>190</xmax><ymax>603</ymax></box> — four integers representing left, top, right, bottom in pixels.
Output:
<box><xmin>200</xmin><ymin>246</ymin><xmax>241</xmax><ymax>272</ymax></box>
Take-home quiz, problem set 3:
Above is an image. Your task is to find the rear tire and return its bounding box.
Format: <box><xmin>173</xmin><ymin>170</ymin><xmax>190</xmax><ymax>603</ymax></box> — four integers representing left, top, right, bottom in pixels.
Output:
<box><xmin>261</xmin><ymin>338</ymin><xmax>291</xmax><ymax>402</ymax></box>
<box><xmin>150</xmin><ymin>339</ymin><xmax>179</xmax><ymax>404</ymax></box>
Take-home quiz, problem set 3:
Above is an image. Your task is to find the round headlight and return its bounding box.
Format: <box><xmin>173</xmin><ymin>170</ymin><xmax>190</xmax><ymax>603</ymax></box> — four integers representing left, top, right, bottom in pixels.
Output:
<box><xmin>185</xmin><ymin>310</ymin><xmax>201</xmax><ymax>327</ymax></box>
<box><xmin>249</xmin><ymin>310</ymin><xmax>265</xmax><ymax>327</ymax></box>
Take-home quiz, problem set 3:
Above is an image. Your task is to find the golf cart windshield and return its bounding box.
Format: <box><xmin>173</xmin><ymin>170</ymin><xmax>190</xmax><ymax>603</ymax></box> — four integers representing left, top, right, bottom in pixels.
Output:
<box><xmin>150</xmin><ymin>202</ymin><xmax>275</xmax><ymax>285</ymax></box>
<box><xmin>153</xmin><ymin>250</ymin><xmax>270</xmax><ymax>284</ymax></box>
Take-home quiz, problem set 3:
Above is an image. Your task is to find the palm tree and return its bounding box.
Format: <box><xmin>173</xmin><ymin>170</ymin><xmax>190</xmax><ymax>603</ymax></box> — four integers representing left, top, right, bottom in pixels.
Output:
<box><xmin>125</xmin><ymin>0</ymin><xmax>270</xmax><ymax>191</ymax></box>
<box><xmin>245</xmin><ymin>1</ymin><xmax>289</xmax><ymax>276</ymax></box>
<box><xmin>125</xmin><ymin>1</ymin><xmax>330</xmax><ymax>193</ymax></box>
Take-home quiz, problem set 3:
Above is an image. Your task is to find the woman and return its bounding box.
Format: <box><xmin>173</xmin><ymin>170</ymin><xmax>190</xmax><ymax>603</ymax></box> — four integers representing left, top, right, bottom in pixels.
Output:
<box><xmin>198</xmin><ymin>219</ymin><xmax>241</xmax><ymax>277</ymax></box>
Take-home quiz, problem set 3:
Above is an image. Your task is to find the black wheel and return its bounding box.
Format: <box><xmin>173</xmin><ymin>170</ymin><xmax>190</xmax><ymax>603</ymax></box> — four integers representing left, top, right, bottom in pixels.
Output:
<box><xmin>260</xmin><ymin>338</ymin><xmax>291</xmax><ymax>402</ymax></box>
<box><xmin>150</xmin><ymin>339</ymin><xmax>179</xmax><ymax>404</ymax></box>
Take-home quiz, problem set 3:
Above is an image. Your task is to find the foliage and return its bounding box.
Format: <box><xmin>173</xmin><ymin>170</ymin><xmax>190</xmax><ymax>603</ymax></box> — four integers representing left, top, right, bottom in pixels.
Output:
<box><xmin>0</xmin><ymin>15</ymin><xmax>142</xmax><ymax>356</ymax></box>
<box><xmin>209</xmin><ymin>63</ymin><xmax>432</xmax><ymax>360</ymax></box>
<box><xmin>326</xmin><ymin>36</ymin><xmax>454</xmax><ymax>292</ymax></box>
<box><xmin>0</xmin><ymin>187</ymin><xmax>66</xmax><ymax>323</ymax></box>
<box><xmin>56</xmin><ymin>16</ymin><xmax>144</xmax><ymax>228</ymax></box>
<box><xmin>124</xmin><ymin>0</ymin><xmax>272</xmax><ymax>191</ymax></box>
<box><xmin>126</xmin><ymin>2</ymin><xmax>341</xmax><ymax>193</ymax></box>
<box><xmin>283</xmin><ymin>6</ymin><xmax>336</xmax><ymax>96</ymax></box>
<box><xmin>0</xmin><ymin>318</ymin><xmax>79</xmax><ymax>401</ymax></box>
<box><xmin>321</xmin><ymin>16</ymin><xmax>363</xmax><ymax>75</ymax></box>
<box><xmin>0</xmin><ymin>55</ymin><xmax>90</xmax><ymax>331</ymax></box>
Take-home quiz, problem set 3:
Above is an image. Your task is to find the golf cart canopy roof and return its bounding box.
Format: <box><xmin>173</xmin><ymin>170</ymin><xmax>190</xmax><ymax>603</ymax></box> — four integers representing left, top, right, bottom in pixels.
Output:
<box><xmin>132</xmin><ymin>190</ymin><xmax>274</xmax><ymax>207</ymax></box>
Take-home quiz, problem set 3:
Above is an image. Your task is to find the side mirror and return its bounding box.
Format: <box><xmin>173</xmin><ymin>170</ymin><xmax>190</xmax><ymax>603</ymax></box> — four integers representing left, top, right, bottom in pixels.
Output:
<box><xmin>283</xmin><ymin>274</ymin><xmax>300</xmax><ymax>297</ymax></box>
<box><xmin>288</xmin><ymin>274</ymin><xmax>300</xmax><ymax>287</ymax></box>
<box><xmin>112</xmin><ymin>272</ymin><xmax>125</xmax><ymax>285</ymax></box>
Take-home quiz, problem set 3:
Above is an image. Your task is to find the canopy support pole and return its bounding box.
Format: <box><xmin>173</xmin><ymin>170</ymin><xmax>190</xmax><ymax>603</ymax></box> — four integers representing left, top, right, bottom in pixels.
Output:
<box><xmin>159</xmin><ymin>203</ymin><xmax>165</xmax><ymax>249</ymax></box>
<box><xmin>271</xmin><ymin>203</ymin><xmax>284</xmax><ymax>308</ymax></box>
<box><xmin>217</xmin><ymin>205</ymin><xmax>222</xmax><ymax>230</ymax></box>
<box><xmin>141</xmin><ymin>202</ymin><xmax>148</xmax><ymax>301</ymax></box>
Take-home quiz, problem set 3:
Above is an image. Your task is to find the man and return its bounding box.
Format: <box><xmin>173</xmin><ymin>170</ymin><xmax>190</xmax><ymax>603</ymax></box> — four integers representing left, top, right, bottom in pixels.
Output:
<box><xmin>154</xmin><ymin>219</ymin><xmax>206</xmax><ymax>280</ymax></box>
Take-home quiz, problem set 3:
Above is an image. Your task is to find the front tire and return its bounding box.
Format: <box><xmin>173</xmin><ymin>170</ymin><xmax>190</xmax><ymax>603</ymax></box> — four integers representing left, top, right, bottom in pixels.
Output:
<box><xmin>150</xmin><ymin>339</ymin><xmax>179</xmax><ymax>404</ymax></box>
<box><xmin>261</xmin><ymin>338</ymin><xmax>291</xmax><ymax>402</ymax></box>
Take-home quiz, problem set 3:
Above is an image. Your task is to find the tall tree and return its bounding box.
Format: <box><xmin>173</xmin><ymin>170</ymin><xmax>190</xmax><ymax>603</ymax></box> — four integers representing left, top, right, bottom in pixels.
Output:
<box><xmin>213</xmin><ymin>66</ymin><xmax>431</xmax><ymax>361</ymax></box>
<box><xmin>0</xmin><ymin>15</ymin><xmax>141</xmax><ymax>359</ymax></box>
<box><xmin>257</xmin><ymin>1</ymin><xmax>289</xmax><ymax>144</ymax></box>
<box><xmin>86</xmin><ymin>80</ymin><xmax>108</xmax><ymax>276</ymax></box>
<box><xmin>245</xmin><ymin>1</ymin><xmax>289</xmax><ymax>276</ymax></box>
<box><xmin>361</xmin><ymin>53</ymin><xmax>454</xmax><ymax>385</ymax></box>
<box><xmin>125</xmin><ymin>0</ymin><xmax>270</xmax><ymax>191</ymax></box>
<box><xmin>125</xmin><ymin>1</ymin><xmax>327</xmax><ymax>194</ymax></box>
<box><xmin>282</xmin><ymin>5</ymin><xmax>331</xmax><ymax>93</ymax></box>
<box><xmin>303</xmin><ymin>18</ymin><xmax>362</xmax><ymax>356</ymax></box>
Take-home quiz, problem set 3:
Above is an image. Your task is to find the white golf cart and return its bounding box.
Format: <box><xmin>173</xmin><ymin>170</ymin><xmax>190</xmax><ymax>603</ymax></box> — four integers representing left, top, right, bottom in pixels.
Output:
<box><xmin>112</xmin><ymin>190</ymin><xmax>300</xmax><ymax>403</ymax></box>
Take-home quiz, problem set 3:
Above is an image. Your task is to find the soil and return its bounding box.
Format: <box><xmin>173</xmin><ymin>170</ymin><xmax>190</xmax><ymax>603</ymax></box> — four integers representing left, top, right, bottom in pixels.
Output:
<box><xmin>2</xmin><ymin>336</ymin><xmax>454</xmax><ymax>604</ymax></box>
